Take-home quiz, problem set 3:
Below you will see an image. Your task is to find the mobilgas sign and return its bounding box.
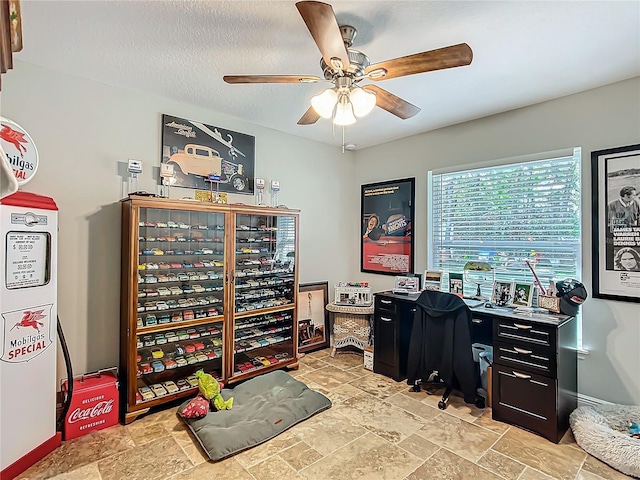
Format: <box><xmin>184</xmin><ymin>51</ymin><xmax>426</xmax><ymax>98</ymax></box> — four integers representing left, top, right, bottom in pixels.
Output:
<box><xmin>1</xmin><ymin>304</ymin><xmax>53</xmax><ymax>363</ymax></box>
<box><xmin>0</xmin><ymin>117</ymin><xmax>39</xmax><ymax>186</ymax></box>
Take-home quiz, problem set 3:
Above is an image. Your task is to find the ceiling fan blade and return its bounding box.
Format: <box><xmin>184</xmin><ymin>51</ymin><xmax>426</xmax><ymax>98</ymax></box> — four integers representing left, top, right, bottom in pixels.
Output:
<box><xmin>224</xmin><ymin>75</ymin><xmax>321</xmax><ymax>84</ymax></box>
<box><xmin>363</xmin><ymin>85</ymin><xmax>420</xmax><ymax>120</ymax></box>
<box><xmin>296</xmin><ymin>1</ymin><xmax>350</xmax><ymax>72</ymax></box>
<box><xmin>365</xmin><ymin>43</ymin><xmax>473</xmax><ymax>81</ymax></box>
<box><xmin>297</xmin><ymin>106</ymin><xmax>321</xmax><ymax>125</ymax></box>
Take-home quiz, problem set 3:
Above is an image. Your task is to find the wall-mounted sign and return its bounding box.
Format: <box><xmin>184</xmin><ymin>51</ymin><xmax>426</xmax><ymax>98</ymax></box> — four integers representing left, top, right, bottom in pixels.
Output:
<box><xmin>0</xmin><ymin>117</ymin><xmax>39</xmax><ymax>186</ymax></box>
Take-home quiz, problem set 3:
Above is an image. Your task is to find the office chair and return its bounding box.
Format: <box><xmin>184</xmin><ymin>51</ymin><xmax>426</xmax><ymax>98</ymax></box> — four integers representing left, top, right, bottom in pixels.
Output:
<box><xmin>406</xmin><ymin>289</ymin><xmax>485</xmax><ymax>410</ymax></box>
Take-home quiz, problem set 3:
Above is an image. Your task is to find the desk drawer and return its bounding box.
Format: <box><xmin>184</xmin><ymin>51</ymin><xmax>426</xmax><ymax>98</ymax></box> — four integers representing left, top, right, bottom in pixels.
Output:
<box><xmin>376</xmin><ymin>297</ymin><xmax>398</xmax><ymax>315</ymax></box>
<box><xmin>494</xmin><ymin>319</ymin><xmax>555</xmax><ymax>348</ymax></box>
<box><xmin>494</xmin><ymin>340</ymin><xmax>555</xmax><ymax>376</ymax></box>
<box><xmin>492</xmin><ymin>364</ymin><xmax>558</xmax><ymax>442</ymax></box>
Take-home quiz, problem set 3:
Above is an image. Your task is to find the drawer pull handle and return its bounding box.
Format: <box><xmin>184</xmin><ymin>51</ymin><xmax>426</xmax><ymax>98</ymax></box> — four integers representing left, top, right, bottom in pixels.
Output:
<box><xmin>381</xmin><ymin>300</ymin><xmax>392</xmax><ymax>304</ymax></box>
<box><xmin>513</xmin><ymin>347</ymin><xmax>532</xmax><ymax>354</ymax></box>
<box><xmin>513</xmin><ymin>371</ymin><xmax>531</xmax><ymax>379</ymax></box>
<box><xmin>513</xmin><ymin>323</ymin><xmax>532</xmax><ymax>330</ymax></box>
<box><xmin>380</xmin><ymin>317</ymin><xmax>392</xmax><ymax>322</ymax></box>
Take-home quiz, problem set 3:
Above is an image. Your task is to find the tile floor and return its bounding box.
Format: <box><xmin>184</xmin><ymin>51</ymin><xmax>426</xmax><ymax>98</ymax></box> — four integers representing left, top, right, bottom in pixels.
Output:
<box><xmin>17</xmin><ymin>349</ymin><xmax>632</xmax><ymax>480</ymax></box>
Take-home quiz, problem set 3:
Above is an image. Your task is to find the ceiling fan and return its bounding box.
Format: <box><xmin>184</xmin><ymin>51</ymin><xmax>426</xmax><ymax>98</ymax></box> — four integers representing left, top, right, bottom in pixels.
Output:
<box><xmin>223</xmin><ymin>1</ymin><xmax>473</xmax><ymax>126</ymax></box>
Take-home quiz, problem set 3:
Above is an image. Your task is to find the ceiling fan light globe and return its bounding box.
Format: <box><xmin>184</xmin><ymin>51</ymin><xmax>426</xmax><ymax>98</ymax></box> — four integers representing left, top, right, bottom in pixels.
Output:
<box><xmin>349</xmin><ymin>88</ymin><xmax>376</xmax><ymax>117</ymax></box>
<box><xmin>334</xmin><ymin>101</ymin><xmax>356</xmax><ymax>126</ymax></box>
<box><xmin>311</xmin><ymin>88</ymin><xmax>337</xmax><ymax>118</ymax></box>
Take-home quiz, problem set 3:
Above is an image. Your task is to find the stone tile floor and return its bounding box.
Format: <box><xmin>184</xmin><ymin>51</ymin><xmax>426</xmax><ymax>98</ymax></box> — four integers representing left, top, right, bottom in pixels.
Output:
<box><xmin>17</xmin><ymin>349</ymin><xmax>632</xmax><ymax>479</ymax></box>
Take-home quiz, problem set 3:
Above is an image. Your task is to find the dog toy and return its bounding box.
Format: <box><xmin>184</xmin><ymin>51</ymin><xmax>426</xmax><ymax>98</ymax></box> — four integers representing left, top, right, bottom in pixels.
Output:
<box><xmin>196</xmin><ymin>370</ymin><xmax>233</xmax><ymax>410</ymax></box>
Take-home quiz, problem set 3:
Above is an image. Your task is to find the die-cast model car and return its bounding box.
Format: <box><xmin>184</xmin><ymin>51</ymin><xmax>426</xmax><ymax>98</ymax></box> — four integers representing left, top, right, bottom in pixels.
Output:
<box><xmin>163</xmin><ymin>381</ymin><xmax>179</xmax><ymax>394</ymax></box>
<box><xmin>150</xmin><ymin>383</ymin><xmax>168</xmax><ymax>397</ymax></box>
<box><xmin>151</xmin><ymin>361</ymin><xmax>165</xmax><ymax>373</ymax></box>
<box><xmin>138</xmin><ymin>386</ymin><xmax>155</xmax><ymax>400</ymax></box>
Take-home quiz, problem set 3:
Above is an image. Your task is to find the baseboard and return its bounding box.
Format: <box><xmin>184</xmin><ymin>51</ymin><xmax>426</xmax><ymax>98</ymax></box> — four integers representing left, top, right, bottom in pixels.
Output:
<box><xmin>577</xmin><ymin>393</ymin><xmax>613</xmax><ymax>408</ymax></box>
<box><xmin>0</xmin><ymin>432</ymin><xmax>61</xmax><ymax>480</ymax></box>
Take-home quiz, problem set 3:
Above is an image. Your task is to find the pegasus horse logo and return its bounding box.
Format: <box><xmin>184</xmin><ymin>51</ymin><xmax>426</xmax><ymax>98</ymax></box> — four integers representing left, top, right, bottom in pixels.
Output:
<box><xmin>0</xmin><ymin>124</ymin><xmax>29</xmax><ymax>157</ymax></box>
<box><xmin>11</xmin><ymin>310</ymin><xmax>46</xmax><ymax>333</ymax></box>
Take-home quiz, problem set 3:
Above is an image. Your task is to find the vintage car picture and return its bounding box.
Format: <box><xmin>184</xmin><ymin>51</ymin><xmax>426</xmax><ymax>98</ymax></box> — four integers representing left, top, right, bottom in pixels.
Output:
<box><xmin>161</xmin><ymin>114</ymin><xmax>255</xmax><ymax>194</ymax></box>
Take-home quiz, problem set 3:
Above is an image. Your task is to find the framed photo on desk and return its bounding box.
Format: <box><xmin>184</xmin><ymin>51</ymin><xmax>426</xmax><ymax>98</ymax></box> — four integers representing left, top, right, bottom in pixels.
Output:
<box><xmin>492</xmin><ymin>281</ymin><xmax>513</xmax><ymax>306</ymax></box>
<box><xmin>512</xmin><ymin>282</ymin><xmax>534</xmax><ymax>307</ymax></box>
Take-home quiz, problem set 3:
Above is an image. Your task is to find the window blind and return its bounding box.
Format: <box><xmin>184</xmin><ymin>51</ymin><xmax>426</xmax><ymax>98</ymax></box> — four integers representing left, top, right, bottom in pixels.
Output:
<box><xmin>429</xmin><ymin>151</ymin><xmax>582</xmax><ymax>299</ymax></box>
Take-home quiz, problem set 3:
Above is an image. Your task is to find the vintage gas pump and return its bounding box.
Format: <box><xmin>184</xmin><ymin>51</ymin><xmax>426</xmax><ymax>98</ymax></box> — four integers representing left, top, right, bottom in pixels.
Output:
<box><xmin>0</xmin><ymin>117</ymin><xmax>61</xmax><ymax>480</ymax></box>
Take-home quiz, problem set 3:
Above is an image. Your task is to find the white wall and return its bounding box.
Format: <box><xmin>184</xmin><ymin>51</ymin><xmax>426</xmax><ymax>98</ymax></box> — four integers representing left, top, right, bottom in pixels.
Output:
<box><xmin>1</xmin><ymin>61</ymin><xmax>354</xmax><ymax>384</ymax></box>
<box><xmin>351</xmin><ymin>77</ymin><xmax>640</xmax><ymax>405</ymax></box>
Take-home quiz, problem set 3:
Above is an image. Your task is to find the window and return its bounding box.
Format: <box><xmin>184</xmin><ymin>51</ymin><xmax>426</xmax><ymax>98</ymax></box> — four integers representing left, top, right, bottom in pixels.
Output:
<box><xmin>428</xmin><ymin>148</ymin><xmax>582</xmax><ymax>306</ymax></box>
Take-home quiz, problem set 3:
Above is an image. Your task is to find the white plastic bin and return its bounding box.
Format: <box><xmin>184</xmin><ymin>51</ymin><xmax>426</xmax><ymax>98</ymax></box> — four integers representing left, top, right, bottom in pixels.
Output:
<box><xmin>472</xmin><ymin>343</ymin><xmax>492</xmax><ymax>363</ymax></box>
<box><xmin>479</xmin><ymin>350</ymin><xmax>493</xmax><ymax>391</ymax></box>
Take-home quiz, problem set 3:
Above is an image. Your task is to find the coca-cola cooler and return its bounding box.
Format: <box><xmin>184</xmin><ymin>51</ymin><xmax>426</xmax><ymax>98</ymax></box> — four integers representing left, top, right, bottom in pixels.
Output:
<box><xmin>61</xmin><ymin>370</ymin><xmax>119</xmax><ymax>440</ymax></box>
<box><xmin>0</xmin><ymin>191</ymin><xmax>61</xmax><ymax>480</ymax></box>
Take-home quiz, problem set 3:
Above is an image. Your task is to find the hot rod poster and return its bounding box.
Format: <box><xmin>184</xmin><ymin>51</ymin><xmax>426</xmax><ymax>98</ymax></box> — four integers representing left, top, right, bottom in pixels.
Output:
<box><xmin>161</xmin><ymin>114</ymin><xmax>255</xmax><ymax>195</ymax></box>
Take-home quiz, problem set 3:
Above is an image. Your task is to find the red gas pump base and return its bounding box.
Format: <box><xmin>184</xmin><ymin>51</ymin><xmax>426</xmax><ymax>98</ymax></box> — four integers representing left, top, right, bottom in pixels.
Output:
<box><xmin>0</xmin><ymin>432</ymin><xmax>61</xmax><ymax>480</ymax></box>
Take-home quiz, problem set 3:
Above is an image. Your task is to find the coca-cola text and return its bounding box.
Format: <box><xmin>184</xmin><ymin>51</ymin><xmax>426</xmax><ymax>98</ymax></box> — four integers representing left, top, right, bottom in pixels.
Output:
<box><xmin>67</xmin><ymin>399</ymin><xmax>114</xmax><ymax>424</ymax></box>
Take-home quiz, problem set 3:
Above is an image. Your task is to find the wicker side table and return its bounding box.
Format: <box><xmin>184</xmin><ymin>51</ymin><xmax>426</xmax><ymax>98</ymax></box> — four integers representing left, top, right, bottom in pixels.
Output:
<box><xmin>326</xmin><ymin>303</ymin><xmax>374</xmax><ymax>357</ymax></box>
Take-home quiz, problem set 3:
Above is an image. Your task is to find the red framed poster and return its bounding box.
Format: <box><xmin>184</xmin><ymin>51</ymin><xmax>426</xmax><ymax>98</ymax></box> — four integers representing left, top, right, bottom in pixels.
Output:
<box><xmin>361</xmin><ymin>178</ymin><xmax>415</xmax><ymax>275</ymax></box>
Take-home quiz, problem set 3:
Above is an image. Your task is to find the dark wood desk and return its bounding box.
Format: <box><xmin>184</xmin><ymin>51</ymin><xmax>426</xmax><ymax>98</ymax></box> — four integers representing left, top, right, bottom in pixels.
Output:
<box><xmin>373</xmin><ymin>291</ymin><xmax>577</xmax><ymax>443</ymax></box>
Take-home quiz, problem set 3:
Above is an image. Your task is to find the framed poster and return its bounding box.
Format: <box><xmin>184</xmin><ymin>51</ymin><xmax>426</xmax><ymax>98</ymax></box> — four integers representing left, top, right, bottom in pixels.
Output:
<box><xmin>591</xmin><ymin>144</ymin><xmax>640</xmax><ymax>303</ymax></box>
<box><xmin>161</xmin><ymin>114</ymin><xmax>255</xmax><ymax>195</ymax></box>
<box><xmin>361</xmin><ymin>178</ymin><xmax>415</xmax><ymax>275</ymax></box>
<box><xmin>297</xmin><ymin>282</ymin><xmax>330</xmax><ymax>354</ymax></box>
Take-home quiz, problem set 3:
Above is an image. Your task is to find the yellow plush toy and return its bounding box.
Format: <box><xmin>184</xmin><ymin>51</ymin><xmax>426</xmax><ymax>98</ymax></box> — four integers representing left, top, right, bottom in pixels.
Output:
<box><xmin>196</xmin><ymin>370</ymin><xmax>233</xmax><ymax>410</ymax></box>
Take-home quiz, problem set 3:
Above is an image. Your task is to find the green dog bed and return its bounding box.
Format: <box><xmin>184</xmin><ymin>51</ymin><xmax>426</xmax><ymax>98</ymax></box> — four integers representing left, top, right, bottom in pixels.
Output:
<box><xmin>179</xmin><ymin>370</ymin><xmax>332</xmax><ymax>461</ymax></box>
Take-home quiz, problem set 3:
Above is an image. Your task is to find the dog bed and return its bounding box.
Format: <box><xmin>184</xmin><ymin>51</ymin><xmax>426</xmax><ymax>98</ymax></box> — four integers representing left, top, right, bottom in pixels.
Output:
<box><xmin>569</xmin><ymin>404</ymin><xmax>640</xmax><ymax>478</ymax></box>
<box><xmin>179</xmin><ymin>370</ymin><xmax>332</xmax><ymax>461</ymax></box>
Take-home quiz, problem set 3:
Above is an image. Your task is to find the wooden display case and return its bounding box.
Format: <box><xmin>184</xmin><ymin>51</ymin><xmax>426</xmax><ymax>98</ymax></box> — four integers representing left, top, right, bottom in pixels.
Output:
<box><xmin>120</xmin><ymin>196</ymin><xmax>299</xmax><ymax>423</ymax></box>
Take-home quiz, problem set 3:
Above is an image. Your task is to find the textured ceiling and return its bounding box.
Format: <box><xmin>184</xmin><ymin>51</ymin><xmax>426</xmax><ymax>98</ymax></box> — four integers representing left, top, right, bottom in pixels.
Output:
<box><xmin>15</xmin><ymin>0</ymin><xmax>640</xmax><ymax>150</ymax></box>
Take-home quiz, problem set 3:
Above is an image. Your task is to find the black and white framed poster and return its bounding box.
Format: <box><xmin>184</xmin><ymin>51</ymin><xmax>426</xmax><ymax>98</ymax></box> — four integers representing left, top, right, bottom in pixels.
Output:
<box><xmin>297</xmin><ymin>282</ymin><xmax>330</xmax><ymax>354</ymax></box>
<box><xmin>591</xmin><ymin>143</ymin><xmax>640</xmax><ymax>303</ymax></box>
<box><xmin>361</xmin><ymin>178</ymin><xmax>415</xmax><ymax>275</ymax></box>
<box><xmin>161</xmin><ymin>114</ymin><xmax>255</xmax><ymax>194</ymax></box>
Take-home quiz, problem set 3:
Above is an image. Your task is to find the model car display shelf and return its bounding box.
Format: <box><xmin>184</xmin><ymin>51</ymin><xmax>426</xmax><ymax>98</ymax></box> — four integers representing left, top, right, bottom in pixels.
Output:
<box><xmin>230</xmin><ymin>212</ymin><xmax>297</xmax><ymax>381</ymax></box>
<box><xmin>121</xmin><ymin>196</ymin><xmax>300</xmax><ymax>423</ymax></box>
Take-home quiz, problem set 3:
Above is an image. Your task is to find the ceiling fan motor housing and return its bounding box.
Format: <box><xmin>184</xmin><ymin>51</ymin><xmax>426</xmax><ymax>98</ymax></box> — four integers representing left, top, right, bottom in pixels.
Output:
<box><xmin>321</xmin><ymin>49</ymin><xmax>370</xmax><ymax>79</ymax></box>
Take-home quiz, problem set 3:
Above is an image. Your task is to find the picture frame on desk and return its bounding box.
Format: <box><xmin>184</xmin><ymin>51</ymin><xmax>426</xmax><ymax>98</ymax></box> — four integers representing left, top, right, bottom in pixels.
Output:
<box><xmin>591</xmin><ymin>143</ymin><xmax>640</xmax><ymax>303</ymax></box>
<box><xmin>449</xmin><ymin>272</ymin><xmax>463</xmax><ymax>297</ymax></box>
<box><xmin>423</xmin><ymin>270</ymin><xmax>442</xmax><ymax>291</ymax></box>
<box><xmin>491</xmin><ymin>281</ymin><xmax>513</xmax><ymax>306</ymax></box>
<box><xmin>297</xmin><ymin>282</ymin><xmax>330</xmax><ymax>354</ymax></box>
<box><xmin>512</xmin><ymin>282</ymin><xmax>534</xmax><ymax>307</ymax></box>
<box><xmin>393</xmin><ymin>275</ymin><xmax>421</xmax><ymax>294</ymax></box>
